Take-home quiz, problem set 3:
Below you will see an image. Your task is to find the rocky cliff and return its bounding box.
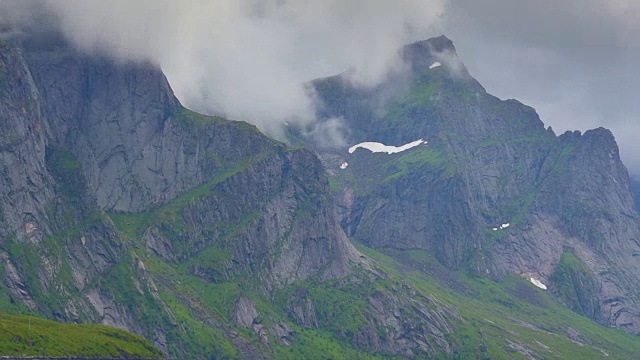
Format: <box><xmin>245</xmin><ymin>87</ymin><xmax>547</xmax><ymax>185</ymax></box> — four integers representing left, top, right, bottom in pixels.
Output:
<box><xmin>0</xmin><ymin>33</ymin><xmax>356</xmax><ymax>356</ymax></box>
<box><xmin>313</xmin><ymin>35</ymin><xmax>640</xmax><ymax>334</ymax></box>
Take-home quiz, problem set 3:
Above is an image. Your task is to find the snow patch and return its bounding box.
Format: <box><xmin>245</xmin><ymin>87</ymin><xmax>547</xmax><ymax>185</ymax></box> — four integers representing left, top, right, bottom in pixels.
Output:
<box><xmin>348</xmin><ymin>139</ymin><xmax>426</xmax><ymax>155</ymax></box>
<box><xmin>429</xmin><ymin>62</ymin><xmax>442</xmax><ymax>69</ymax></box>
<box><xmin>530</xmin><ymin>278</ymin><xmax>547</xmax><ymax>290</ymax></box>
<box><xmin>340</xmin><ymin>162</ymin><xmax>349</xmax><ymax>169</ymax></box>
<box><xmin>492</xmin><ymin>223</ymin><xmax>510</xmax><ymax>231</ymax></box>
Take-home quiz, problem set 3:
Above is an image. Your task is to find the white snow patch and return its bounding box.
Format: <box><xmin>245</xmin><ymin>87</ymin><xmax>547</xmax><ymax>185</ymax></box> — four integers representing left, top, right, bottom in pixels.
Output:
<box><xmin>492</xmin><ymin>223</ymin><xmax>510</xmax><ymax>231</ymax></box>
<box><xmin>530</xmin><ymin>278</ymin><xmax>547</xmax><ymax>290</ymax></box>
<box><xmin>429</xmin><ymin>62</ymin><xmax>442</xmax><ymax>69</ymax></box>
<box><xmin>340</xmin><ymin>162</ymin><xmax>349</xmax><ymax>169</ymax></box>
<box><xmin>348</xmin><ymin>139</ymin><xmax>426</xmax><ymax>155</ymax></box>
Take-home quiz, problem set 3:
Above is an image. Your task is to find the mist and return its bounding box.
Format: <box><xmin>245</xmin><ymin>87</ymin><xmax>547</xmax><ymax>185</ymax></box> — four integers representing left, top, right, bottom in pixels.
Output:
<box><xmin>5</xmin><ymin>0</ymin><xmax>446</xmax><ymax>139</ymax></box>
<box><xmin>2</xmin><ymin>1</ymin><xmax>640</xmax><ymax>173</ymax></box>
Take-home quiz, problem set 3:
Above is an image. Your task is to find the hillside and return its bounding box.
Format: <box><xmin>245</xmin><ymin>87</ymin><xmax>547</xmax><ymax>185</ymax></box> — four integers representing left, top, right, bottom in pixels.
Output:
<box><xmin>0</xmin><ymin>313</ymin><xmax>162</xmax><ymax>358</ymax></box>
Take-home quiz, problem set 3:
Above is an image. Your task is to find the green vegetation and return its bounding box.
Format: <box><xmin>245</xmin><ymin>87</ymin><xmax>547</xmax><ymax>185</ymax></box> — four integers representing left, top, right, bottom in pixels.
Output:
<box><xmin>176</xmin><ymin>107</ymin><xmax>263</xmax><ymax>136</ymax></box>
<box><xmin>275</xmin><ymin>279</ymin><xmax>369</xmax><ymax>338</ymax></box>
<box><xmin>273</xmin><ymin>329</ymin><xmax>398</xmax><ymax>360</ymax></box>
<box><xmin>9</xmin><ymin>145</ymin><xmax>639</xmax><ymax>360</ymax></box>
<box><xmin>477</xmin><ymin>132</ymin><xmax>550</xmax><ymax>148</ymax></box>
<box><xmin>551</xmin><ymin>251</ymin><xmax>586</xmax><ymax>300</ymax></box>
<box><xmin>175</xmin><ymin>107</ymin><xmax>226</xmax><ymax>130</ymax></box>
<box><xmin>2</xmin><ymin>212</ymin><xmax>106</xmax><ymax>319</ymax></box>
<box><xmin>0</xmin><ymin>313</ymin><xmax>162</xmax><ymax>358</ymax></box>
<box><xmin>384</xmin><ymin>147</ymin><xmax>456</xmax><ymax>182</ymax></box>
<box><xmin>109</xmin><ymin>152</ymin><xmax>268</xmax><ymax>253</ymax></box>
<box><xmin>550</xmin><ymin>250</ymin><xmax>598</xmax><ymax>317</ymax></box>
<box><xmin>331</xmin><ymin>146</ymin><xmax>456</xmax><ymax>197</ymax></box>
<box><xmin>45</xmin><ymin>146</ymin><xmax>86</xmax><ymax>207</ymax></box>
<box><xmin>2</xmin><ymin>87</ymin><xmax>635</xmax><ymax>359</ymax></box>
<box><xmin>110</xmin><ymin>211</ymin><xmax>153</xmax><ymax>242</ymax></box>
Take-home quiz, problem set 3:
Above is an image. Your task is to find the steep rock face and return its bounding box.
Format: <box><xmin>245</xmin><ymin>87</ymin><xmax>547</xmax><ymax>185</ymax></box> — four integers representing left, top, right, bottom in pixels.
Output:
<box><xmin>141</xmin><ymin>145</ymin><xmax>357</xmax><ymax>289</ymax></box>
<box><xmin>0</xmin><ymin>40</ymin><xmax>53</xmax><ymax>244</ymax></box>
<box><xmin>477</xmin><ymin>127</ymin><xmax>640</xmax><ymax>329</ymax></box>
<box><xmin>8</xmin><ymin>33</ymin><xmax>357</xmax><ymax>288</ymax></box>
<box><xmin>23</xmin><ymin>34</ymin><xmax>200</xmax><ymax>213</ymax></box>
<box><xmin>313</xmin><ymin>35</ymin><xmax>640</xmax><ymax>333</ymax></box>
<box><xmin>0</xmin><ymin>39</ymin><xmax>130</xmax><ymax>325</ymax></box>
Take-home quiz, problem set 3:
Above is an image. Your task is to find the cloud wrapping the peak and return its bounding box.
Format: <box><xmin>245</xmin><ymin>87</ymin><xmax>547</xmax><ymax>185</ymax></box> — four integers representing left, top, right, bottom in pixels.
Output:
<box><xmin>17</xmin><ymin>0</ymin><xmax>447</xmax><ymax>138</ymax></box>
<box><xmin>3</xmin><ymin>0</ymin><xmax>640</xmax><ymax>174</ymax></box>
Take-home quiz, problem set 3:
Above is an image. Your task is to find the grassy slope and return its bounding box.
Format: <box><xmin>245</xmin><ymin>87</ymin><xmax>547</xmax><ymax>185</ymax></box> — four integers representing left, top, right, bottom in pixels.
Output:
<box><xmin>358</xmin><ymin>246</ymin><xmax>640</xmax><ymax>359</ymax></box>
<box><xmin>0</xmin><ymin>313</ymin><xmax>162</xmax><ymax>358</ymax></box>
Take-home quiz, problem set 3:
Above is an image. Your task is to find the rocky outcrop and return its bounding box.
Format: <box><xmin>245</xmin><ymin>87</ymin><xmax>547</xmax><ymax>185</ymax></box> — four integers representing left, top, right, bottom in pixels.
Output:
<box><xmin>234</xmin><ymin>296</ymin><xmax>259</xmax><ymax>328</ymax></box>
<box><xmin>358</xmin><ymin>287</ymin><xmax>458</xmax><ymax>357</ymax></box>
<box><xmin>1</xmin><ymin>253</ymin><xmax>37</xmax><ymax>310</ymax></box>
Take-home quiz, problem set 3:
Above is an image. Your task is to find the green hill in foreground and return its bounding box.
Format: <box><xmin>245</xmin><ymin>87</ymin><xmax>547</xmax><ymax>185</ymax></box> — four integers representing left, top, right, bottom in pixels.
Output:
<box><xmin>0</xmin><ymin>313</ymin><xmax>163</xmax><ymax>358</ymax></box>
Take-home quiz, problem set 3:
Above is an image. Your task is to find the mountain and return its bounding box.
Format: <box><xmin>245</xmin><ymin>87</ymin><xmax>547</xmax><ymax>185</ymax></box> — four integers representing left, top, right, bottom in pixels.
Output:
<box><xmin>1</xmin><ymin>32</ymin><xmax>640</xmax><ymax>359</ymax></box>
<box><xmin>309</xmin><ymin>35</ymin><xmax>640</xmax><ymax>334</ymax></box>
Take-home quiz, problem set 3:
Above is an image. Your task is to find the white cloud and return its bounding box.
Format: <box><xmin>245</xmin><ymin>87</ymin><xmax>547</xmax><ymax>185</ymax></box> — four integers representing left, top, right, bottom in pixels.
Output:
<box><xmin>11</xmin><ymin>0</ymin><xmax>447</xmax><ymax>141</ymax></box>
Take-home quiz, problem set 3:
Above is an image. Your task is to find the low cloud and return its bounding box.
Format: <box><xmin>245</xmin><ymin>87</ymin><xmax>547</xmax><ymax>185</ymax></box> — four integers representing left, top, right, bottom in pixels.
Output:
<box><xmin>303</xmin><ymin>117</ymin><xmax>350</xmax><ymax>149</ymax></box>
<box><xmin>4</xmin><ymin>0</ymin><xmax>447</xmax><ymax>141</ymax></box>
<box><xmin>3</xmin><ymin>1</ymin><xmax>639</xmax><ymax>173</ymax></box>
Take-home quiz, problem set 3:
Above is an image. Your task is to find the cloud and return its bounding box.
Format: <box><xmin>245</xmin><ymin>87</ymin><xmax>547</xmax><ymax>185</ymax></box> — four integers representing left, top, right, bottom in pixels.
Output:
<box><xmin>303</xmin><ymin>117</ymin><xmax>350</xmax><ymax>149</ymax></box>
<box><xmin>4</xmin><ymin>1</ymin><xmax>639</xmax><ymax>173</ymax></box>
<box><xmin>6</xmin><ymin>0</ymin><xmax>447</xmax><ymax>140</ymax></box>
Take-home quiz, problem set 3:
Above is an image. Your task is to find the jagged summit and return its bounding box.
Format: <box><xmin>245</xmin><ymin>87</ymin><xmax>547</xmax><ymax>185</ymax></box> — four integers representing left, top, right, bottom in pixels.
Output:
<box><xmin>402</xmin><ymin>35</ymin><xmax>457</xmax><ymax>61</ymax></box>
<box><xmin>400</xmin><ymin>35</ymin><xmax>475</xmax><ymax>80</ymax></box>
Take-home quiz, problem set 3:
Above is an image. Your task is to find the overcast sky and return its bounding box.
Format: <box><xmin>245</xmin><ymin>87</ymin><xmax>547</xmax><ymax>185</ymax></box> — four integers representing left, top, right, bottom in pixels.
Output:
<box><xmin>2</xmin><ymin>0</ymin><xmax>639</xmax><ymax>173</ymax></box>
<box><xmin>441</xmin><ymin>0</ymin><xmax>640</xmax><ymax>173</ymax></box>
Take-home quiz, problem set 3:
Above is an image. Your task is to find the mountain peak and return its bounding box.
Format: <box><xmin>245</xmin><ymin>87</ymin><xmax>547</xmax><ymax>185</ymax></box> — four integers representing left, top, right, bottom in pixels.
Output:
<box><xmin>401</xmin><ymin>35</ymin><xmax>457</xmax><ymax>63</ymax></box>
<box><xmin>400</xmin><ymin>35</ymin><xmax>475</xmax><ymax>81</ymax></box>
<box><xmin>408</xmin><ymin>35</ymin><xmax>456</xmax><ymax>53</ymax></box>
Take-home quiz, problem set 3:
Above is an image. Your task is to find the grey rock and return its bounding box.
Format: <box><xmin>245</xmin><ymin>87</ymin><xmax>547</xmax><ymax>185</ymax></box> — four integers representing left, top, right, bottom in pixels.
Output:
<box><xmin>1</xmin><ymin>253</ymin><xmax>37</xmax><ymax>310</ymax></box>
<box><xmin>234</xmin><ymin>296</ymin><xmax>259</xmax><ymax>328</ymax></box>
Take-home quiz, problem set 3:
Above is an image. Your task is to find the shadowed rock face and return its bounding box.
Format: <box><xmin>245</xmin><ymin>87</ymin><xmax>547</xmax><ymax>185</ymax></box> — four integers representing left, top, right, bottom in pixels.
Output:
<box><xmin>312</xmin><ymin>35</ymin><xmax>640</xmax><ymax>334</ymax></box>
